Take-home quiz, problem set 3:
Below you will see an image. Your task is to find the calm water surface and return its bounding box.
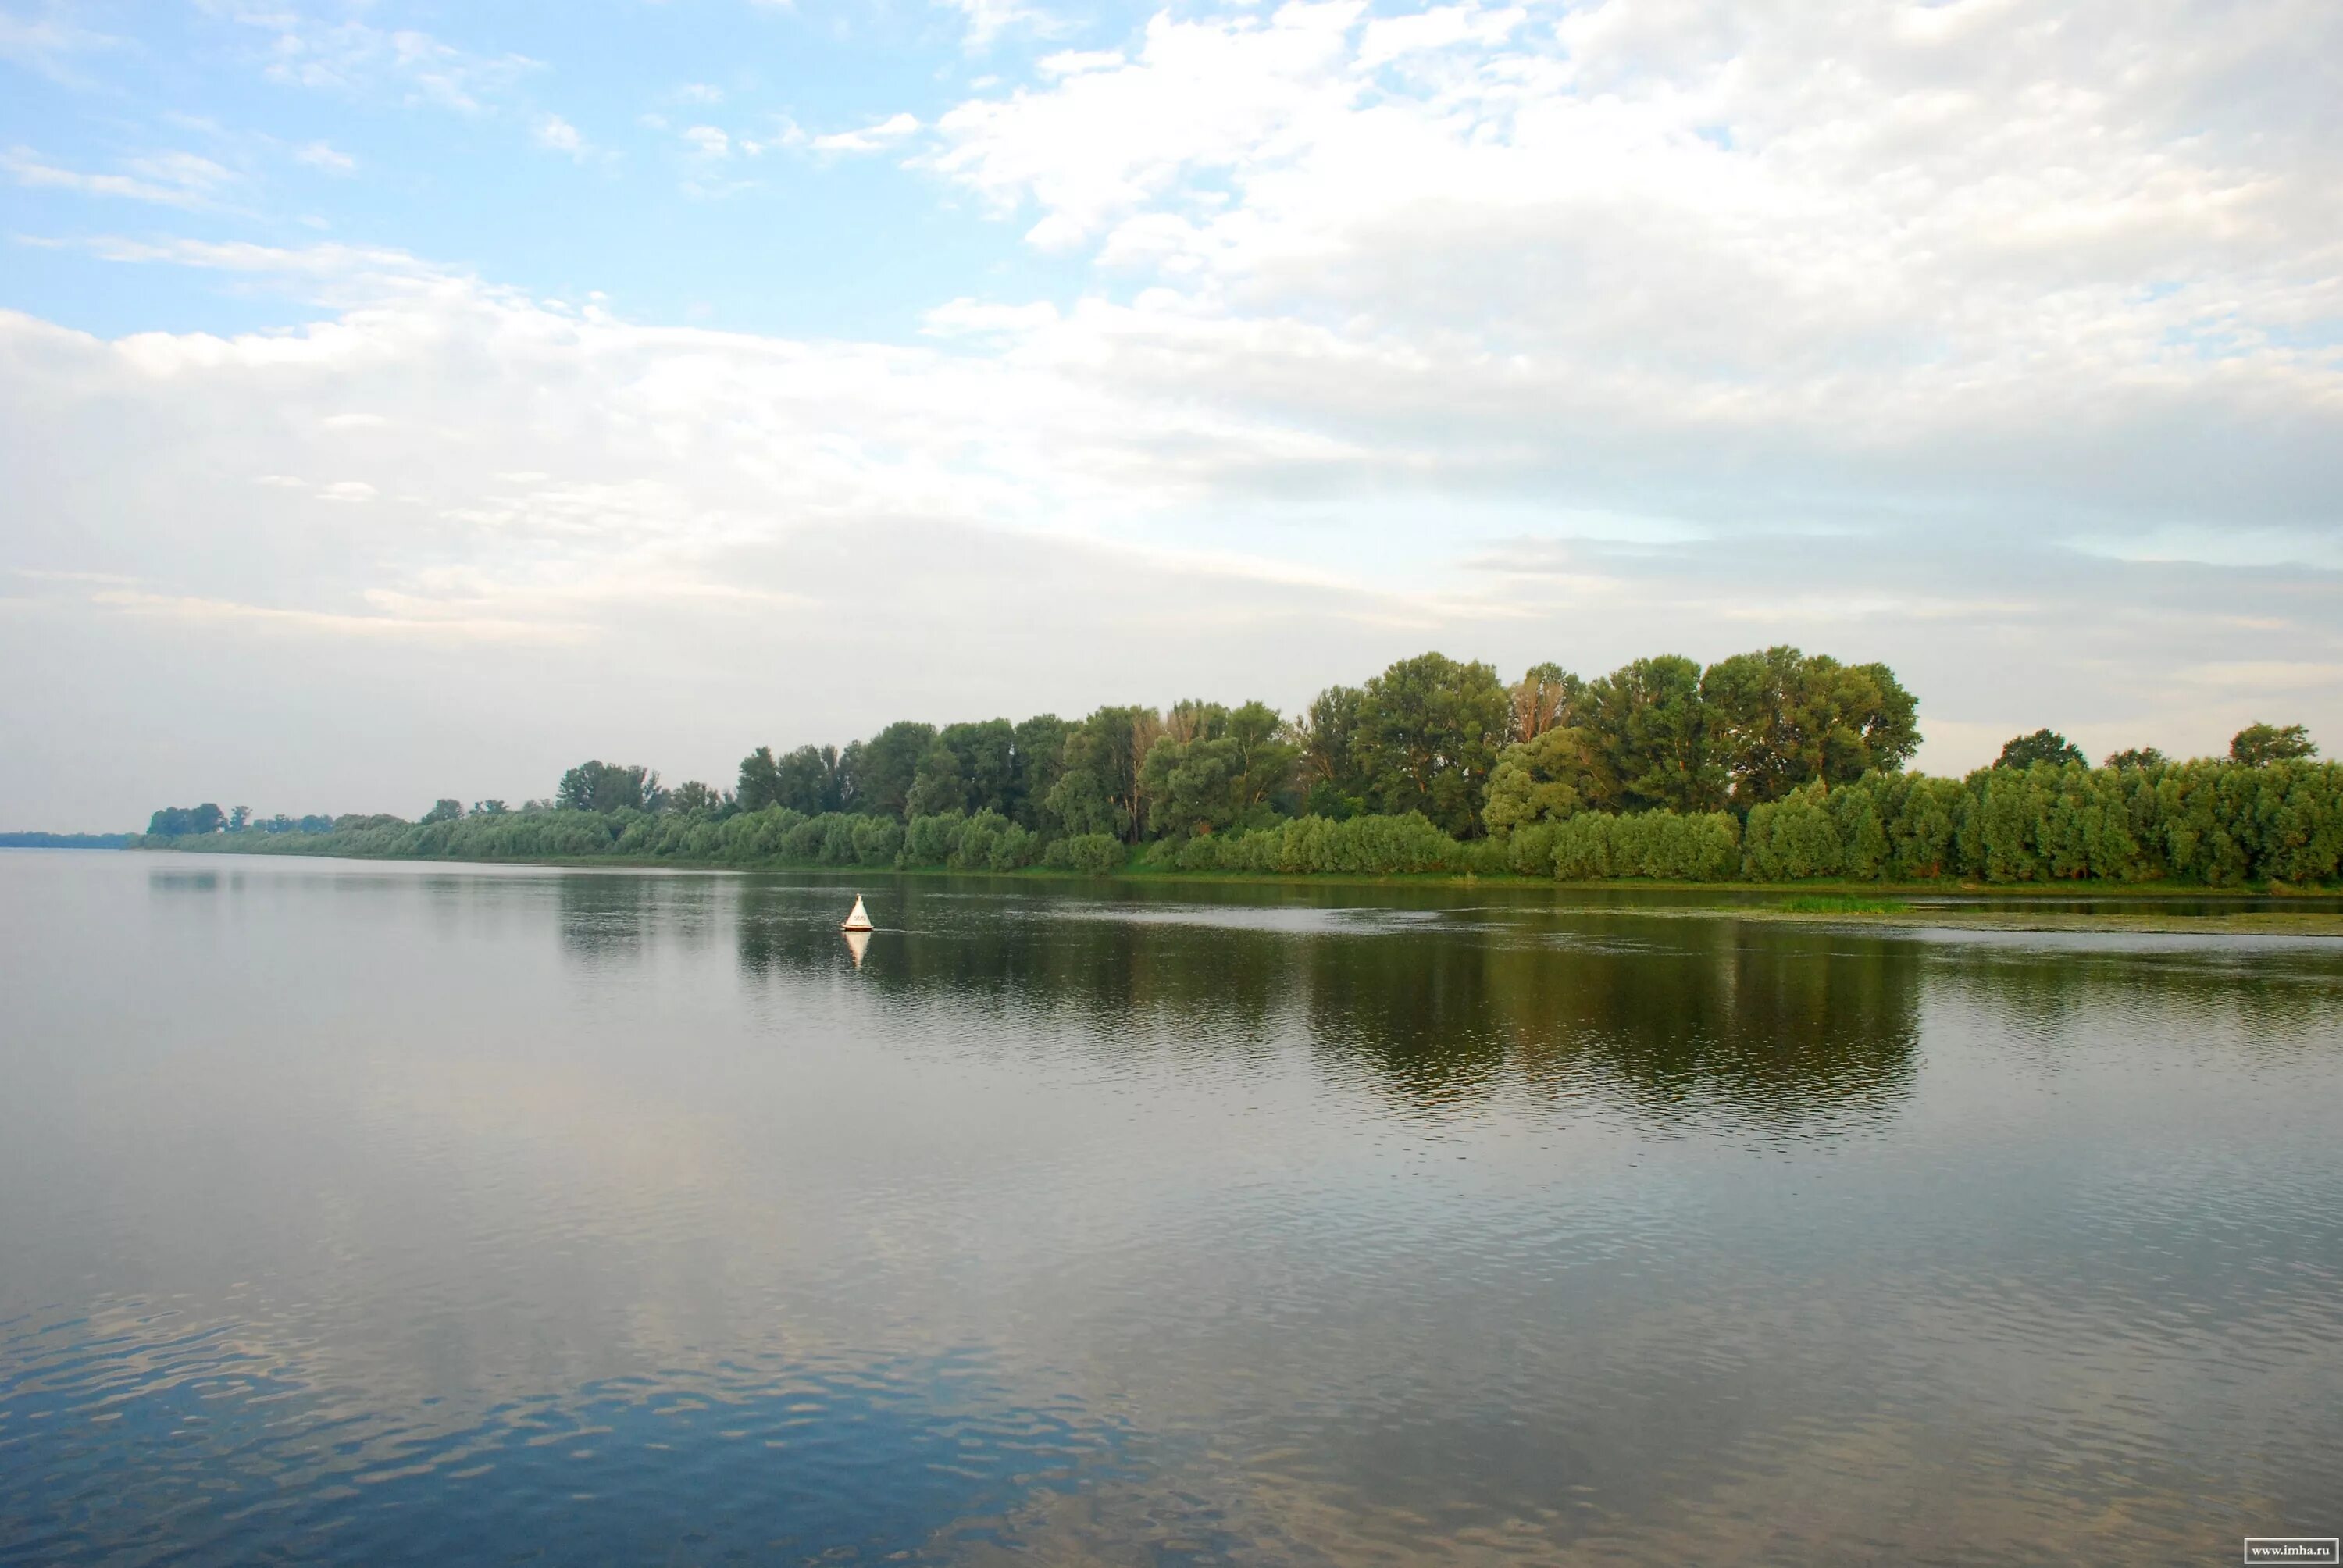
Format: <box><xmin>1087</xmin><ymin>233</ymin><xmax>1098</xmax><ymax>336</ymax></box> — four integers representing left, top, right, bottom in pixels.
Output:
<box><xmin>2</xmin><ymin>850</ymin><xmax>2339</xmax><ymax>1564</ymax></box>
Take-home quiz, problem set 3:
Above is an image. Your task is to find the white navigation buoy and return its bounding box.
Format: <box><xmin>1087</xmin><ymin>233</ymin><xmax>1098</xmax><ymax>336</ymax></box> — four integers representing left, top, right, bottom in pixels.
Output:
<box><xmin>841</xmin><ymin>895</ymin><xmax>874</xmax><ymax>932</ymax></box>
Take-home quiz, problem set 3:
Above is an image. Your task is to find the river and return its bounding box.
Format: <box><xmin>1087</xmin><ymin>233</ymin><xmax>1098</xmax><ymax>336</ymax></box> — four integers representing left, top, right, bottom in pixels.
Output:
<box><xmin>2</xmin><ymin>850</ymin><xmax>2338</xmax><ymax>1563</ymax></box>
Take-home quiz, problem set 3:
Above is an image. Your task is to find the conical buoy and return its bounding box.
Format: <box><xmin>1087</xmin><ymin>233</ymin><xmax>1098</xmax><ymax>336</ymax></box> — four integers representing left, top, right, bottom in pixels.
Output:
<box><xmin>841</xmin><ymin>895</ymin><xmax>874</xmax><ymax>932</ymax></box>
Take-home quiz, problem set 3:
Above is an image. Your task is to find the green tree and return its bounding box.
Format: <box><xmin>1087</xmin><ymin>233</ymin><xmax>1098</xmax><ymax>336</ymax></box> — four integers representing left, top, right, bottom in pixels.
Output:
<box><xmin>772</xmin><ymin>744</ymin><xmax>842</xmax><ymax>815</ymax></box>
<box><xmin>1011</xmin><ymin>713</ymin><xmax>1073</xmax><ymax>829</ymax></box>
<box><xmin>907</xmin><ymin>719</ymin><xmax>1017</xmax><ymax>818</ymax></box>
<box><xmin>1508</xmin><ymin>662</ymin><xmax>1582</xmax><ymax>743</ymax></box>
<box><xmin>558</xmin><ymin>761</ymin><xmax>662</xmax><ymax>814</ymax></box>
<box><xmin>1994</xmin><ymin>729</ymin><xmax>2084</xmax><ymax>770</ymax></box>
<box><xmin>666</xmin><ymin>780</ymin><xmax>723</xmax><ymax>816</ymax></box>
<box><xmin>1046</xmin><ymin>706</ymin><xmax>1163</xmax><ymax>842</ymax></box>
<box><xmin>146</xmin><ymin>803</ymin><xmax>226</xmax><ymax>836</ymax></box>
<box><xmin>1140</xmin><ymin>700</ymin><xmax>1299</xmax><ymax>837</ymax></box>
<box><xmin>420</xmin><ymin>798</ymin><xmax>462</xmax><ymax>825</ymax></box>
<box><xmin>1573</xmin><ymin>654</ymin><xmax>1722</xmax><ymax>812</ymax></box>
<box><xmin>2231</xmin><ymin>722</ymin><xmax>2317</xmax><ymax>766</ymax></box>
<box><xmin>1352</xmin><ymin>652</ymin><xmax>1512</xmax><ymax>837</ymax></box>
<box><xmin>1484</xmin><ymin>725</ymin><xmax>1612</xmax><ymax>835</ymax></box>
<box><xmin>850</xmin><ymin>721</ymin><xmax>937</xmax><ymax>819</ymax></box>
<box><xmin>1703</xmin><ymin>647</ymin><xmax>1921</xmax><ymax>806</ymax></box>
<box><xmin>471</xmin><ymin>799</ymin><xmax>510</xmax><ymax>816</ymax></box>
<box><xmin>2102</xmin><ymin>747</ymin><xmax>2166</xmax><ymax>771</ymax></box>
<box><xmin>1294</xmin><ymin>684</ymin><xmax>1369</xmax><ymax>818</ymax></box>
<box><xmin>736</xmin><ymin>747</ymin><xmax>783</xmax><ymax>812</ymax></box>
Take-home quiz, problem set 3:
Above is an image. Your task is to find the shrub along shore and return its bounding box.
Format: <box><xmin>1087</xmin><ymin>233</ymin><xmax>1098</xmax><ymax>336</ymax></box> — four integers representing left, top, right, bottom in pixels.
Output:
<box><xmin>148</xmin><ymin>755</ymin><xmax>2343</xmax><ymax>888</ymax></box>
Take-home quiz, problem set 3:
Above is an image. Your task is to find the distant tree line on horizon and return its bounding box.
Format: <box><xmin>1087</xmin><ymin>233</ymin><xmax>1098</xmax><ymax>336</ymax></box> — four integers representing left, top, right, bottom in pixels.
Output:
<box><xmin>137</xmin><ymin>648</ymin><xmax>2336</xmax><ymax>885</ymax></box>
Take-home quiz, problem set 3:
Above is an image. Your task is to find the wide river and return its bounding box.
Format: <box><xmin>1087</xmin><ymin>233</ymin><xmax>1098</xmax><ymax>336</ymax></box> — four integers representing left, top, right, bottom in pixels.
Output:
<box><xmin>2</xmin><ymin>851</ymin><xmax>2339</xmax><ymax>1564</ymax></box>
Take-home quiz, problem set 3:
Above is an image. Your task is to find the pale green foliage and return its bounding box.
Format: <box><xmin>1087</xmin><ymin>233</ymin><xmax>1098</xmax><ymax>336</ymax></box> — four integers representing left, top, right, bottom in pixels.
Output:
<box><xmin>1483</xmin><ymin>726</ymin><xmax>1610</xmax><ymax>835</ymax></box>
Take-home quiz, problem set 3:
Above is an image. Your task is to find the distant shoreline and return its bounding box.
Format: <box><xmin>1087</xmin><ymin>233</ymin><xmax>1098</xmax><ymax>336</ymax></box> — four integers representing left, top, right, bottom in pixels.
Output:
<box><xmin>119</xmin><ymin>840</ymin><xmax>2343</xmax><ymax>934</ymax></box>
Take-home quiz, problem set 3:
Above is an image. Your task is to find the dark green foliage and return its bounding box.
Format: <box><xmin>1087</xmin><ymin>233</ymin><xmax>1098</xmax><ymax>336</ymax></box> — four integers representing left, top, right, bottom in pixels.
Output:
<box><xmin>1993</xmin><ymin>729</ymin><xmax>2084</xmax><ymax>770</ymax></box>
<box><xmin>1141</xmin><ymin>700</ymin><xmax>1300</xmax><ymax>839</ymax></box>
<box><xmin>1350</xmin><ymin>653</ymin><xmax>1511</xmax><ymax>837</ymax></box>
<box><xmin>1702</xmin><ymin>647</ymin><xmax>1920</xmax><ymax>806</ymax></box>
<box><xmin>147</xmin><ymin>803</ymin><xmax>226</xmax><ymax>836</ymax></box>
<box><xmin>558</xmin><ymin>761</ymin><xmax>662</xmax><ymax>814</ymax></box>
<box><xmin>1011</xmin><ymin>714</ymin><xmax>1073</xmax><ymax>830</ymax></box>
<box><xmin>1573</xmin><ymin>654</ymin><xmax>1725</xmax><ymax>813</ymax></box>
<box><xmin>2231</xmin><ymin>722</ymin><xmax>2317</xmax><ymax>766</ymax></box>
<box><xmin>1295</xmin><ymin>684</ymin><xmax>1371</xmax><ymax>815</ymax></box>
<box><xmin>144</xmin><ymin>645</ymin><xmax>2341</xmax><ymax>888</ymax></box>
<box><xmin>665</xmin><ymin>781</ymin><xmax>722</xmax><ymax>817</ymax></box>
<box><xmin>1047</xmin><ymin>706</ymin><xmax>1161</xmax><ymax>843</ymax></box>
<box><xmin>849</xmin><ymin>722</ymin><xmax>937</xmax><ymax>820</ymax></box>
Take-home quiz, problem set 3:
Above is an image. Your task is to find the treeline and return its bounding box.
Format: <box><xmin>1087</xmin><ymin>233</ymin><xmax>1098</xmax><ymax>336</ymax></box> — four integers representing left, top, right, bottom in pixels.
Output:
<box><xmin>0</xmin><ymin>831</ymin><xmax>134</xmax><ymax>850</ymax></box>
<box><xmin>137</xmin><ymin>647</ymin><xmax>2334</xmax><ymax>885</ymax></box>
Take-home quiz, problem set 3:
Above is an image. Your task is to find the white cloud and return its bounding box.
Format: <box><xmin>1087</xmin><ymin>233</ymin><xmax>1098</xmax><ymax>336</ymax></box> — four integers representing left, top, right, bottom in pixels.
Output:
<box><xmin>244</xmin><ymin>13</ymin><xmax>539</xmax><ymax>113</ymax></box>
<box><xmin>533</xmin><ymin>112</ymin><xmax>587</xmax><ymax>159</ymax></box>
<box><xmin>3</xmin><ymin>145</ymin><xmax>234</xmax><ymax>208</ymax></box>
<box><xmin>678</xmin><ymin>81</ymin><xmax>725</xmax><ymax>104</ymax></box>
<box><xmin>5</xmin><ymin>0</ymin><xmax>2343</xmax><ymax>821</ymax></box>
<box><xmin>809</xmin><ymin>113</ymin><xmax>921</xmax><ymax>155</ymax></box>
<box><xmin>294</xmin><ymin>139</ymin><xmax>358</xmax><ymax>175</ymax></box>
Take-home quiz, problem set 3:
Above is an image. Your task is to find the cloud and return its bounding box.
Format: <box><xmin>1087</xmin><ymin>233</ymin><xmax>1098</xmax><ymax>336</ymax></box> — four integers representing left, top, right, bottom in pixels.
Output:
<box><xmin>5</xmin><ymin>0</ymin><xmax>2342</xmax><ymax>821</ymax></box>
<box><xmin>294</xmin><ymin>139</ymin><xmax>358</xmax><ymax>175</ymax></box>
<box><xmin>0</xmin><ymin>3</ymin><xmax>120</xmax><ymax>84</ymax></box>
<box><xmin>533</xmin><ymin>112</ymin><xmax>587</xmax><ymax>159</ymax></box>
<box><xmin>809</xmin><ymin>113</ymin><xmax>921</xmax><ymax>155</ymax></box>
<box><xmin>242</xmin><ymin>13</ymin><xmax>540</xmax><ymax>113</ymax></box>
<box><xmin>3</xmin><ymin>145</ymin><xmax>234</xmax><ymax>208</ymax></box>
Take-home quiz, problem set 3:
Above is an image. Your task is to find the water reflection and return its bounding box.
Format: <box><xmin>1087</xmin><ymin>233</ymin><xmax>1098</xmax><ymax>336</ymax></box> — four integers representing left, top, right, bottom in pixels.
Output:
<box><xmin>727</xmin><ymin>880</ymin><xmax>1924</xmax><ymax>1136</ymax></box>
<box><xmin>2</xmin><ymin>853</ymin><xmax>2337</xmax><ymax>1566</ymax></box>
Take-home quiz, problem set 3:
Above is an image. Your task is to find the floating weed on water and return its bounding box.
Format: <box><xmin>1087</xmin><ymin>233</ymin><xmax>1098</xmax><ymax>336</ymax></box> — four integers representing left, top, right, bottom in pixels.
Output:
<box><xmin>1775</xmin><ymin>895</ymin><xmax>1911</xmax><ymax>915</ymax></box>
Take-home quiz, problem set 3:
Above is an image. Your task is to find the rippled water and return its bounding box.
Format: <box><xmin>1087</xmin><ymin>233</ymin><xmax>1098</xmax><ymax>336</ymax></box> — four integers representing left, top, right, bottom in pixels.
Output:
<box><xmin>2</xmin><ymin>851</ymin><xmax>2339</xmax><ymax>1564</ymax></box>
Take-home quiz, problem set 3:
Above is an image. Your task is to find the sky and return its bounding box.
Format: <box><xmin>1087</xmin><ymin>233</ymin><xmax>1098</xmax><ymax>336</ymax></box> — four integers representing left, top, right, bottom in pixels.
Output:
<box><xmin>2</xmin><ymin>0</ymin><xmax>2339</xmax><ymax>829</ymax></box>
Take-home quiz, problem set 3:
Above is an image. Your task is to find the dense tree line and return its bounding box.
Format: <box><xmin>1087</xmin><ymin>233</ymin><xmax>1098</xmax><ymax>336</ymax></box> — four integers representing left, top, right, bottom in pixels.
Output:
<box><xmin>137</xmin><ymin>646</ymin><xmax>2333</xmax><ymax>884</ymax></box>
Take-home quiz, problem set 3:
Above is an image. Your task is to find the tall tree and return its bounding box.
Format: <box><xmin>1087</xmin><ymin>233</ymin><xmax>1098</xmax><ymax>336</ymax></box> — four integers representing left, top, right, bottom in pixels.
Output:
<box><xmin>1293</xmin><ymin>685</ymin><xmax>1369</xmax><ymax>818</ymax></box>
<box><xmin>1483</xmin><ymin>725</ymin><xmax>1613</xmax><ymax>835</ymax></box>
<box><xmin>852</xmin><ymin>721</ymin><xmax>938</xmax><ymax>820</ymax></box>
<box><xmin>772</xmin><ymin>744</ymin><xmax>842</xmax><ymax>814</ymax></box>
<box><xmin>1351</xmin><ymin>652</ymin><xmax>1512</xmax><ymax>837</ymax></box>
<box><xmin>1011</xmin><ymin>714</ymin><xmax>1073</xmax><ymax>829</ymax></box>
<box><xmin>1139</xmin><ymin>700</ymin><xmax>1299</xmax><ymax>837</ymax></box>
<box><xmin>736</xmin><ymin>747</ymin><xmax>783</xmax><ymax>812</ymax></box>
<box><xmin>1992</xmin><ymin>729</ymin><xmax>2084</xmax><ymax>770</ymax></box>
<box><xmin>1572</xmin><ymin>654</ymin><xmax>1722</xmax><ymax>813</ymax></box>
<box><xmin>2102</xmin><ymin>747</ymin><xmax>2167</xmax><ymax>771</ymax></box>
<box><xmin>558</xmin><ymin>761</ymin><xmax>662</xmax><ymax>813</ymax></box>
<box><xmin>666</xmin><ymin>780</ymin><xmax>723</xmax><ymax>815</ymax></box>
<box><xmin>1046</xmin><ymin>706</ymin><xmax>1162</xmax><ymax>842</ymax></box>
<box><xmin>420</xmin><ymin>798</ymin><xmax>462</xmax><ymax>824</ymax></box>
<box><xmin>1508</xmin><ymin>662</ymin><xmax>1582</xmax><ymax>743</ymax></box>
<box><xmin>2231</xmin><ymin>722</ymin><xmax>2317</xmax><ymax>766</ymax></box>
<box><xmin>1703</xmin><ymin>647</ymin><xmax>1920</xmax><ymax>806</ymax></box>
<box><xmin>146</xmin><ymin>803</ymin><xmax>226</xmax><ymax>837</ymax></box>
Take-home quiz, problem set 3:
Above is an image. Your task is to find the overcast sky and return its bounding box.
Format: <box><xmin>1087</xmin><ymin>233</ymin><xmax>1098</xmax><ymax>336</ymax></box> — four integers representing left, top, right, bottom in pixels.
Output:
<box><xmin>3</xmin><ymin>0</ymin><xmax>2339</xmax><ymax>829</ymax></box>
